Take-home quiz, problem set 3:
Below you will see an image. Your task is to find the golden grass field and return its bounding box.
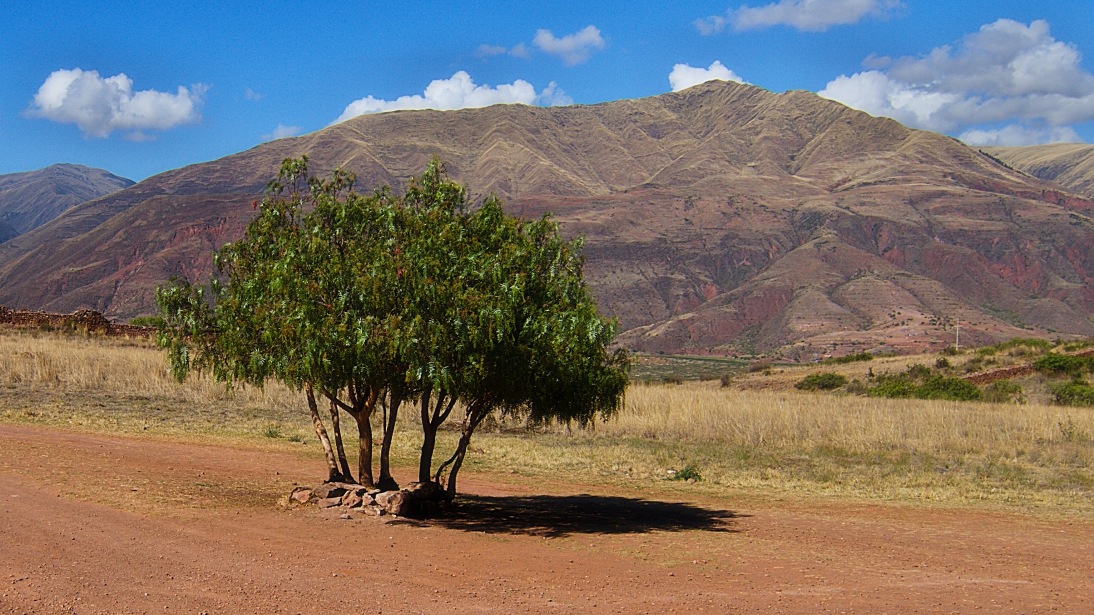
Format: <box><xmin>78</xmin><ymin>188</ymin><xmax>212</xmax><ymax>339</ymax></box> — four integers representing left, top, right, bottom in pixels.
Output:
<box><xmin>1</xmin><ymin>329</ymin><xmax>1091</xmax><ymax>516</ymax></box>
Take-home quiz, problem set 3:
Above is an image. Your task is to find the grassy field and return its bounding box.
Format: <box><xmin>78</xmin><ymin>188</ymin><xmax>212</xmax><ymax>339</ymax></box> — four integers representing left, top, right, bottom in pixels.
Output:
<box><xmin>2</xmin><ymin>329</ymin><xmax>1091</xmax><ymax>516</ymax></box>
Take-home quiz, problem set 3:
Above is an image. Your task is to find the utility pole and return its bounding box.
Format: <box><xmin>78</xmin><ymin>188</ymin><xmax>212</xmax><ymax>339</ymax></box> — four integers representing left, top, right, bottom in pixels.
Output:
<box><xmin>954</xmin><ymin>322</ymin><xmax>960</xmax><ymax>352</ymax></box>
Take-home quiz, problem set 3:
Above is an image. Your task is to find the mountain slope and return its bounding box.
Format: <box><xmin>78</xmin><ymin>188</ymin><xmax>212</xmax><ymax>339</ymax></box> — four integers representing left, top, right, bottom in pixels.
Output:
<box><xmin>1</xmin><ymin>82</ymin><xmax>1092</xmax><ymax>357</ymax></box>
<box><xmin>983</xmin><ymin>143</ymin><xmax>1094</xmax><ymax>199</ymax></box>
<box><xmin>0</xmin><ymin>164</ymin><xmax>134</xmax><ymax>241</ymax></box>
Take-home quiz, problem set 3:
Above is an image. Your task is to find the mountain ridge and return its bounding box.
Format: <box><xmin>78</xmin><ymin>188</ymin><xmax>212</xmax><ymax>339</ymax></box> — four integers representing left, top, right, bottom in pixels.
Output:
<box><xmin>1</xmin><ymin>81</ymin><xmax>1092</xmax><ymax>358</ymax></box>
<box><xmin>0</xmin><ymin>163</ymin><xmax>134</xmax><ymax>242</ymax></box>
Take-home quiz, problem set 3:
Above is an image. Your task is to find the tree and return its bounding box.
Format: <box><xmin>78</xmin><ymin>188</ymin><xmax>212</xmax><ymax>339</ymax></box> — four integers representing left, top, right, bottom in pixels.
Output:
<box><xmin>158</xmin><ymin>157</ymin><xmax>628</xmax><ymax>501</ymax></box>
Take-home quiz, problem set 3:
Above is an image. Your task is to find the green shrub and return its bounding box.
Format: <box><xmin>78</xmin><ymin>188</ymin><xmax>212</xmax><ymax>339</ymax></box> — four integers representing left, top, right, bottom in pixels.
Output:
<box><xmin>823</xmin><ymin>352</ymin><xmax>874</xmax><ymax>365</ymax></box>
<box><xmin>935</xmin><ymin>357</ymin><xmax>952</xmax><ymax>369</ymax></box>
<box><xmin>905</xmin><ymin>364</ymin><xmax>932</xmax><ymax>379</ymax></box>
<box><xmin>917</xmin><ymin>375</ymin><xmax>982</xmax><ymax>401</ymax></box>
<box><xmin>129</xmin><ymin>315</ymin><xmax>165</xmax><ymax>328</ymax></box>
<box><xmin>869</xmin><ymin>377</ymin><xmax>917</xmax><ymax>399</ymax></box>
<box><xmin>1034</xmin><ymin>353</ymin><xmax>1087</xmax><ymax>375</ymax></box>
<box><xmin>1051</xmin><ymin>380</ymin><xmax>1094</xmax><ymax>407</ymax></box>
<box><xmin>669</xmin><ymin>464</ymin><xmax>702</xmax><ymax>481</ymax></box>
<box><xmin>983</xmin><ymin>380</ymin><xmax>1024</xmax><ymax>404</ymax></box>
<box><xmin>795</xmin><ymin>372</ymin><xmax>848</xmax><ymax>391</ymax></box>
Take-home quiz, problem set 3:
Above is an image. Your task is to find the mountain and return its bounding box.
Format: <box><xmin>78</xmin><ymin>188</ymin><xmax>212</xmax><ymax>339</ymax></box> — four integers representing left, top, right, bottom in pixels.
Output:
<box><xmin>0</xmin><ymin>164</ymin><xmax>134</xmax><ymax>242</ymax></box>
<box><xmin>1</xmin><ymin>81</ymin><xmax>1092</xmax><ymax>358</ymax></box>
<box><xmin>983</xmin><ymin>143</ymin><xmax>1094</xmax><ymax>199</ymax></box>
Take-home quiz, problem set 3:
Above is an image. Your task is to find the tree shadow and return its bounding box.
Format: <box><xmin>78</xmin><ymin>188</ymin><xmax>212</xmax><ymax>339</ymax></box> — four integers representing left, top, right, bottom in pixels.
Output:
<box><xmin>425</xmin><ymin>493</ymin><xmax>742</xmax><ymax>538</ymax></box>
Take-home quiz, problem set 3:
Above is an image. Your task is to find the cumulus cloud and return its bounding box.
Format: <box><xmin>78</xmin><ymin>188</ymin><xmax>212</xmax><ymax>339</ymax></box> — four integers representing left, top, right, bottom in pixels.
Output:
<box><xmin>533</xmin><ymin>25</ymin><xmax>606</xmax><ymax>66</ymax></box>
<box><xmin>698</xmin><ymin>0</ymin><xmax>902</xmax><ymax>34</ymax></box>
<box><xmin>263</xmin><ymin>124</ymin><xmax>302</xmax><ymax>141</ymax></box>
<box><xmin>27</xmin><ymin>68</ymin><xmax>205</xmax><ymax>138</ymax></box>
<box><xmin>669</xmin><ymin>61</ymin><xmax>748</xmax><ymax>92</ymax></box>
<box><xmin>333</xmin><ymin>71</ymin><xmax>572</xmax><ymax>124</ymax></box>
<box><xmin>818</xmin><ymin>19</ymin><xmax>1094</xmax><ymax>145</ymax></box>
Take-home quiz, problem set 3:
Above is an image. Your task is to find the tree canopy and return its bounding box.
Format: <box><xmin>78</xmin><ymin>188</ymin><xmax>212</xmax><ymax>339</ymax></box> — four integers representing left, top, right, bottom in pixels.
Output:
<box><xmin>157</xmin><ymin>157</ymin><xmax>628</xmax><ymax>500</ymax></box>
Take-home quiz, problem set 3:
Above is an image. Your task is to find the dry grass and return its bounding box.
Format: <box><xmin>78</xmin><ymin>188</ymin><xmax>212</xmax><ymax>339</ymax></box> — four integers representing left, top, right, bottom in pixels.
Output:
<box><xmin>2</xmin><ymin>329</ymin><xmax>1091</xmax><ymax>515</ymax></box>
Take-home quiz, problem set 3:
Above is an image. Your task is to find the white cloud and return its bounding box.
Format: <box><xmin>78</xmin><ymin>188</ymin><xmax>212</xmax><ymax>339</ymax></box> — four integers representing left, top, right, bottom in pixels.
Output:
<box><xmin>669</xmin><ymin>61</ymin><xmax>748</xmax><ymax>92</ymax></box>
<box><xmin>333</xmin><ymin>71</ymin><xmax>572</xmax><ymax>124</ymax></box>
<box><xmin>698</xmin><ymin>0</ymin><xmax>902</xmax><ymax>34</ymax></box>
<box><xmin>533</xmin><ymin>25</ymin><xmax>606</xmax><ymax>66</ymax></box>
<box><xmin>819</xmin><ymin>19</ymin><xmax>1094</xmax><ymax>145</ymax></box>
<box><xmin>244</xmin><ymin>87</ymin><xmax>263</xmax><ymax>101</ymax></box>
<box><xmin>475</xmin><ymin>43</ymin><xmax>530</xmax><ymax>60</ymax></box>
<box><xmin>263</xmin><ymin>124</ymin><xmax>302</xmax><ymax>141</ymax></box>
<box><xmin>27</xmin><ymin>68</ymin><xmax>205</xmax><ymax>138</ymax></box>
<box><xmin>960</xmin><ymin>125</ymin><xmax>1081</xmax><ymax>147</ymax></box>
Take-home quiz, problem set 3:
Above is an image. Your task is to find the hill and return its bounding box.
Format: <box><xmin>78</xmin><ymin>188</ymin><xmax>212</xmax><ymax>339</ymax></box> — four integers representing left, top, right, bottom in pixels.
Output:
<box><xmin>0</xmin><ymin>81</ymin><xmax>1092</xmax><ymax>358</ymax></box>
<box><xmin>982</xmin><ymin>143</ymin><xmax>1094</xmax><ymax>199</ymax></box>
<box><xmin>0</xmin><ymin>164</ymin><xmax>134</xmax><ymax>242</ymax></box>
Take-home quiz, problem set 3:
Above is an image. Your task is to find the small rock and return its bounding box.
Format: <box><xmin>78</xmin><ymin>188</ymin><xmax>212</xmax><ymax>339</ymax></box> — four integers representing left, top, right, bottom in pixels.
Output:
<box><xmin>289</xmin><ymin>487</ymin><xmax>313</xmax><ymax>504</ymax></box>
<box><xmin>339</xmin><ymin>513</ymin><xmax>352</xmax><ymax>520</ymax></box>
<box><xmin>341</xmin><ymin>492</ymin><xmax>363</xmax><ymax>508</ymax></box>
<box><xmin>316</xmin><ymin>497</ymin><xmax>342</xmax><ymax>509</ymax></box>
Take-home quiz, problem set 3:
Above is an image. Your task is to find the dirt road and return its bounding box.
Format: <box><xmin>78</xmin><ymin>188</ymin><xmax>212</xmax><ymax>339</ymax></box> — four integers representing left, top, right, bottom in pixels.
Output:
<box><xmin>1</xmin><ymin>423</ymin><xmax>1090</xmax><ymax>614</ymax></box>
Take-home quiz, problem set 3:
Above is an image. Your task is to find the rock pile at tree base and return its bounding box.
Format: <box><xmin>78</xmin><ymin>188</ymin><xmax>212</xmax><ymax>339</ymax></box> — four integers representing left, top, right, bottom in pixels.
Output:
<box><xmin>282</xmin><ymin>481</ymin><xmax>448</xmax><ymax>519</ymax></box>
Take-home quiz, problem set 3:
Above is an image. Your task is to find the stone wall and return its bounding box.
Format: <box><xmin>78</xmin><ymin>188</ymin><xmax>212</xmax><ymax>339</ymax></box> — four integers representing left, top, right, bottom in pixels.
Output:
<box><xmin>0</xmin><ymin>306</ymin><xmax>153</xmax><ymax>338</ymax></box>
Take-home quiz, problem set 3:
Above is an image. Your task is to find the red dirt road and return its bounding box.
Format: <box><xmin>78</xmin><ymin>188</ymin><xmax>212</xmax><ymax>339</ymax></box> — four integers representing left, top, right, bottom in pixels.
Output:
<box><xmin>1</xmin><ymin>423</ymin><xmax>1091</xmax><ymax>614</ymax></box>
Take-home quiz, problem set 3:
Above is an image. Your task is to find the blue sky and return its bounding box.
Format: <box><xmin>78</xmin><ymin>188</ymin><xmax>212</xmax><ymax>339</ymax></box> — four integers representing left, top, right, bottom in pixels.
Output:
<box><xmin>3</xmin><ymin>0</ymin><xmax>1094</xmax><ymax>181</ymax></box>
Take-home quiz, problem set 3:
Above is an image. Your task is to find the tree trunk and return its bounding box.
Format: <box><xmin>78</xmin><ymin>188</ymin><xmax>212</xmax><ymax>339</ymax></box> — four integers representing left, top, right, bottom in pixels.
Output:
<box><xmin>354</xmin><ymin>412</ymin><xmax>376</xmax><ymax>489</ymax></box>
<box><xmin>418</xmin><ymin>393</ymin><xmax>437</xmax><ymax>484</ymax></box>
<box><xmin>441</xmin><ymin>406</ymin><xmax>489</xmax><ymax>500</ymax></box>
<box><xmin>327</xmin><ymin>397</ymin><xmax>354</xmax><ymax>482</ymax></box>
<box><xmin>378</xmin><ymin>384</ymin><xmax>403</xmax><ymax>491</ymax></box>
<box><xmin>304</xmin><ymin>383</ymin><xmax>343</xmax><ymax>483</ymax></box>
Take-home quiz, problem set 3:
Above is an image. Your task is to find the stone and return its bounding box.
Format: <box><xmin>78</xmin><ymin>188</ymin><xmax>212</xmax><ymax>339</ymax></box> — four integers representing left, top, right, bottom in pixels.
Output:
<box><xmin>375</xmin><ymin>490</ymin><xmax>410</xmax><ymax>516</ymax></box>
<box><xmin>341</xmin><ymin>492</ymin><xmax>363</xmax><ymax>509</ymax></box>
<box><xmin>289</xmin><ymin>487</ymin><xmax>313</xmax><ymax>505</ymax></box>
<box><xmin>316</xmin><ymin>497</ymin><xmax>342</xmax><ymax>509</ymax></box>
<box><xmin>312</xmin><ymin>484</ymin><xmax>348</xmax><ymax>500</ymax></box>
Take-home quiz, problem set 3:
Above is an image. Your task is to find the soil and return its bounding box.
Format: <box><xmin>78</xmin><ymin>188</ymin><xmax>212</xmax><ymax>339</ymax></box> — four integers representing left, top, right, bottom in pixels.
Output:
<box><xmin>1</xmin><ymin>423</ymin><xmax>1090</xmax><ymax>614</ymax></box>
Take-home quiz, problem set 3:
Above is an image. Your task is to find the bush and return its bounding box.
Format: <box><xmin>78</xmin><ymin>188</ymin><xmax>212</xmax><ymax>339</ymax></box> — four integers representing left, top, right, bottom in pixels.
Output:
<box><xmin>1034</xmin><ymin>353</ymin><xmax>1088</xmax><ymax>376</ymax></box>
<box><xmin>869</xmin><ymin>377</ymin><xmax>917</xmax><ymax>399</ymax></box>
<box><xmin>669</xmin><ymin>464</ymin><xmax>702</xmax><ymax>481</ymax></box>
<box><xmin>795</xmin><ymin>372</ymin><xmax>848</xmax><ymax>391</ymax></box>
<box><xmin>983</xmin><ymin>380</ymin><xmax>1024</xmax><ymax>404</ymax></box>
<box><xmin>129</xmin><ymin>315</ymin><xmax>165</xmax><ymax>328</ymax></box>
<box><xmin>1052</xmin><ymin>380</ymin><xmax>1094</xmax><ymax>407</ymax></box>
<box><xmin>935</xmin><ymin>357</ymin><xmax>952</xmax><ymax>369</ymax></box>
<box><xmin>905</xmin><ymin>364</ymin><xmax>932</xmax><ymax>379</ymax></box>
<box><xmin>823</xmin><ymin>352</ymin><xmax>874</xmax><ymax>365</ymax></box>
<box><xmin>917</xmin><ymin>375</ymin><xmax>982</xmax><ymax>401</ymax></box>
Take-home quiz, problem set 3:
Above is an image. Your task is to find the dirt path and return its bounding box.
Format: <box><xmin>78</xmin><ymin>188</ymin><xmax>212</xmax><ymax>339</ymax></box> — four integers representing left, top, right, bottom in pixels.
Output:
<box><xmin>1</xmin><ymin>423</ymin><xmax>1090</xmax><ymax>614</ymax></box>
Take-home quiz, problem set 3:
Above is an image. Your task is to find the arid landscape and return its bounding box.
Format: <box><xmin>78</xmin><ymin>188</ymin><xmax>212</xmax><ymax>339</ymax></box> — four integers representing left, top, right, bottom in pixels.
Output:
<box><xmin>1</xmin><ymin>329</ymin><xmax>1092</xmax><ymax>613</ymax></box>
<box><xmin>3</xmin><ymin>82</ymin><xmax>1093</xmax><ymax>359</ymax></box>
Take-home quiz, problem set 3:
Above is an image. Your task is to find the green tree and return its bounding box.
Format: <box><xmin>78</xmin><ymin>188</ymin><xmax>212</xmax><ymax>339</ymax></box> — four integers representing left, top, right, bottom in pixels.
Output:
<box><xmin>157</xmin><ymin>157</ymin><xmax>628</xmax><ymax>500</ymax></box>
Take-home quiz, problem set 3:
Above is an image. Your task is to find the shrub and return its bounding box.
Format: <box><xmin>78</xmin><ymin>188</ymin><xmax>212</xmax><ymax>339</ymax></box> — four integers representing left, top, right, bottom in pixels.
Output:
<box><xmin>129</xmin><ymin>315</ymin><xmax>165</xmax><ymax>328</ymax></box>
<box><xmin>905</xmin><ymin>364</ymin><xmax>932</xmax><ymax>379</ymax></box>
<box><xmin>917</xmin><ymin>375</ymin><xmax>982</xmax><ymax>401</ymax></box>
<box><xmin>983</xmin><ymin>380</ymin><xmax>1024</xmax><ymax>404</ymax></box>
<box><xmin>869</xmin><ymin>377</ymin><xmax>917</xmax><ymax>399</ymax></box>
<box><xmin>669</xmin><ymin>464</ymin><xmax>702</xmax><ymax>481</ymax></box>
<box><xmin>1034</xmin><ymin>353</ymin><xmax>1087</xmax><ymax>376</ymax></box>
<box><xmin>823</xmin><ymin>352</ymin><xmax>874</xmax><ymax>365</ymax></box>
<box><xmin>935</xmin><ymin>357</ymin><xmax>952</xmax><ymax>369</ymax></box>
<box><xmin>1052</xmin><ymin>380</ymin><xmax>1094</xmax><ymax>407</ymax></box>
<box><xmin>795</xmin><ymin>372</ymin><xmax>848</xmax><ymax>391</ymax></box>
